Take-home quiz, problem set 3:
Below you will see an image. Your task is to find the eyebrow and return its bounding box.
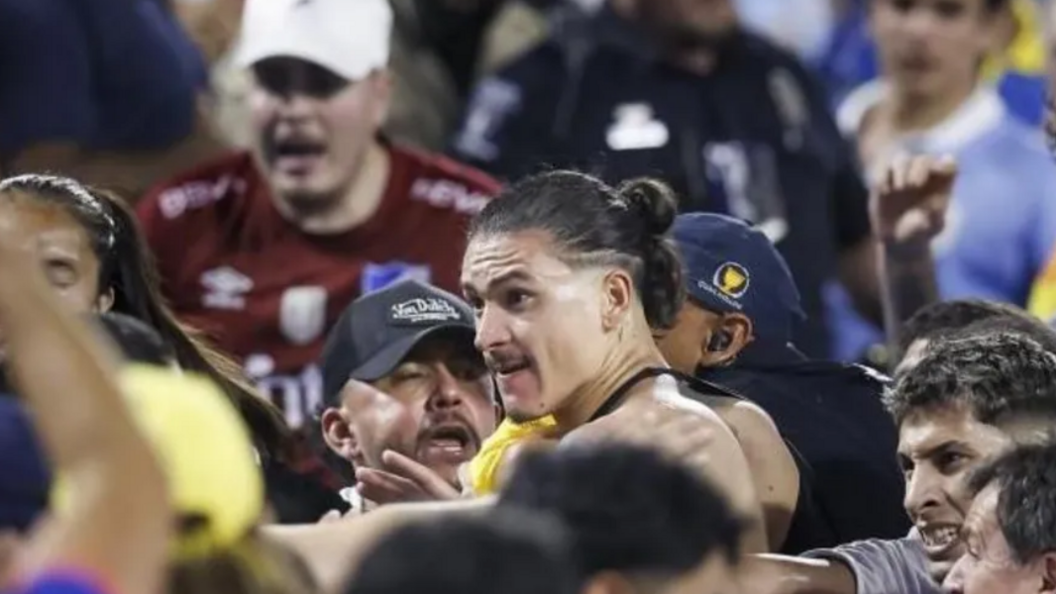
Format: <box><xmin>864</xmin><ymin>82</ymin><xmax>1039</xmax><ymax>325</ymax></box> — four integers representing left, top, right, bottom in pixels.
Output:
<box><xmin>898</xmin><ymin>440</ymin><xmax>970</xmax><ymax>461</ymax></box>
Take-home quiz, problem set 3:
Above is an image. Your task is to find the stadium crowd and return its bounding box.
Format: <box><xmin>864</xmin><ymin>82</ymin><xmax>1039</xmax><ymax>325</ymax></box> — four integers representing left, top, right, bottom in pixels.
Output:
<box><xmin>4</xmin><ymin>0</ymin><xmax>1056</xmax><ymax>593</ymax></box>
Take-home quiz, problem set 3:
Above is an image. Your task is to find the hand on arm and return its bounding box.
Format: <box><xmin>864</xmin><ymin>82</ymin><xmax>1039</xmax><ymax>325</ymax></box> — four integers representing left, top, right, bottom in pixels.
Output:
<box><xmin>870</xmin><ymin>154</ymin><xmax>956</xmax><ymax>360</ymax></box>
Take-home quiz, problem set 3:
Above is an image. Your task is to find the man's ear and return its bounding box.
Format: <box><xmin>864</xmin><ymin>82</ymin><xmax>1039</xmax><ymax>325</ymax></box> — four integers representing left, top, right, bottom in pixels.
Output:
<box><xmin>320</xmin><ymin>407</ymin><xmax>362</xmax><ymax>464</ymax></box>
<box><xmin>699</xmin><ymin>313</ymin><xmax>754</xmax><ymax>367</ymax></box>
<box><xmin>95</xmin><ymin>287</ymin><xmax>115</xmax><ymax>313</ymax></box>
<box><xmin>1039</xmin><ymin>552</ymin><xmax>1056</xmax><ymax>594</ymax></box>
<box><xmin>600</xmin><ymin>268</ymin><xmax>635</xmax><ymax>333</ymax></box>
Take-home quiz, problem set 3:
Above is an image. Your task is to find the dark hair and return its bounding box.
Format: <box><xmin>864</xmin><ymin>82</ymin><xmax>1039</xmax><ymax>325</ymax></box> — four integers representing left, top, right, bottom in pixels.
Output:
<box><xmin>468</xmin><ymin>171</ymin><xmax>685</xmax><ymax>329</ymax></box>
<box><xmin>983</xmin><ymin>0</ymin><xmax>1011</xmax><ymax>13</ymax></box>
<box><xmin>0</xmin><ymin>174</ymin><xmax>291</xmax><ymax>459</ymax></box>
<box><xmin>345</xmin><ymin>508</ymin><xmax>579</xmax><ymax>594</ymax></box>
<box><xmin>967</xmin><ymin>441</ymin><xmax>1056</xmax><ymax>565</ymax></box>
<box><xmin>885</xmin><ymin>332</ymin><xmax>1056</xmax><ymax>426</ymax></box>
<box><xmin>498</xmin><ymin>443</ymin><xmax>744</xmax><ymax>584</ymax></box>
<box><xmin>92</xmin><ymin>312</ymin><xmax>177</xmax><ymax>366</ymax></box>
<box><xmin>897</xmin><ymin>299</ymin><xmax>1035</xmax><ymax>354</ymax></box>
<box><xmin>169</xmin><ymin>531</ymin><xmax>318</xmax><ymax>594</ymax></box>
<box><xmin>949</xmin><ymin>315</ymin><xmax>1056</xmax><ymax>356</ymax></box>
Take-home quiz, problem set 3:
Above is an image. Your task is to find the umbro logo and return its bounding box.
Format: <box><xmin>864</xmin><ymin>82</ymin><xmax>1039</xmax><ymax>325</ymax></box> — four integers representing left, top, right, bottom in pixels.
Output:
<box><xmin>200</xmin><ymin>266</ymin><xmax>253</xmax><ymax>311</ymax></box>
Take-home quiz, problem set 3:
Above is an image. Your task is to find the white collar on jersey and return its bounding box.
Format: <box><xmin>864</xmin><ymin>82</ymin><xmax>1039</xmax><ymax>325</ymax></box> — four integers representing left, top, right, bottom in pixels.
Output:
<box><xmin>836</xmin><ymin>79</ymin><xmax>1006</xmax><ymax>155</ymax></box>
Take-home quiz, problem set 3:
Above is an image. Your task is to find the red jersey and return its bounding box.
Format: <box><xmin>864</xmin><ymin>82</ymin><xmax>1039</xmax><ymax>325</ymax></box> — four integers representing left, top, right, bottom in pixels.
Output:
<box><xmin>137</xmin><ymin>145</ymin><xmax>499</xmax><ymax>427</ymax></box>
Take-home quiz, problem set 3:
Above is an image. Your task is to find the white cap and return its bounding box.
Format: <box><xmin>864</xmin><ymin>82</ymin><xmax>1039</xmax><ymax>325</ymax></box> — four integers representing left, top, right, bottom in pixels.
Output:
<box><xmin>235</xmin><ymin>0</ymin><xmax>393</xmax><ymax>81</ymax></box>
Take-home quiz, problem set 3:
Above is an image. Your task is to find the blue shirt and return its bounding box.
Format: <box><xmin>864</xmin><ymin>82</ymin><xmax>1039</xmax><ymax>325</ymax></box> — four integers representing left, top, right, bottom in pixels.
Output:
<box><xmin>15</xmin><ymin>571</ymin><xmax>113</xmax><ymax>594</ymax></box>
<box><xmin>828</xmin><ymin>84</ymin><xmax>1056</xmax><ymax>360</ymax></box>
<box><xmin>0</xmin><ymin>0</ymin><xmax>207</xmax><ymax>162</ymax></box>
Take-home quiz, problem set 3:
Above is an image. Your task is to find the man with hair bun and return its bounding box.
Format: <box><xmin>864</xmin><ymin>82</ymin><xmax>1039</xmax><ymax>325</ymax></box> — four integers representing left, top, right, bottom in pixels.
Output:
<box><xmin>461</xmin><ymin>170</ymin><xmax>781</xmax><ymax>552</ymax></box>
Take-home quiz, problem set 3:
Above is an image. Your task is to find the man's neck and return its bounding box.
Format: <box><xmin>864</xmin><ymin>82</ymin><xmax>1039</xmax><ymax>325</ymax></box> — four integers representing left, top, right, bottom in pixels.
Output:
<box><xmin>276</xmin><ymin>142</ymin><xmax>391</xmax><ymax>235</ymax></box>
<box><xmin>552</xmin><ymin>329</ymin><xmax>667</xmax><ymax>432</ymax></box>
<box><xmin>884</xmin><ymin>81</ymin><xmax>978</xmax><ymax>135</ymax></box>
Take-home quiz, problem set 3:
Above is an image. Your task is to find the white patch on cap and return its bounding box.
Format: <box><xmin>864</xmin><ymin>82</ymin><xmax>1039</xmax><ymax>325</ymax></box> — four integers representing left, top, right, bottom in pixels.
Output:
<box><xmin>390</xmin><ymin>298</ymin><xmax>461</xmax><ymax>324</ymax></box>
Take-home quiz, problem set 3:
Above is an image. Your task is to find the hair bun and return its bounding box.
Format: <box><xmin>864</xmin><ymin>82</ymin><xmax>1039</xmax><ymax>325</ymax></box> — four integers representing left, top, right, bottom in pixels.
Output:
<box><xmin>616</xmin><ymin>178</ymin><xmax>678</xmax><ymax>237</ymax></box>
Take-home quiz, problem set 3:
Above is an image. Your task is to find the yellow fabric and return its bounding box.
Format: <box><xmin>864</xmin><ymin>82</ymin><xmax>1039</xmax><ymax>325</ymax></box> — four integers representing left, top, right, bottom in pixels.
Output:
<box><xmin>1029</xmin><ymin>249</ymin><xmax>1056</xmax><ymax>321</ymax></box>
<box><xmin>982</xmin><ymin>0</ymin><xmax>1045</xmax><ymax>80</ymax></box>
<box><xmin>53</xmin><ymin>365</ymin><xmax>264</xmax><ymax>558</ymax></box>
<box><xmin>467</xmin><ymin>416</ymin><xmax>557</xmax><ymax>496</ymax></box>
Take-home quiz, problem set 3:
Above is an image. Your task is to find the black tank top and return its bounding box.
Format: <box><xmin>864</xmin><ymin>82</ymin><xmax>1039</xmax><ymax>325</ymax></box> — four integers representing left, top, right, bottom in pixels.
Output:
<box><xmin>587</xmin><ymin>366</ymin><xmax>837</xmax><ymax>554</ymax></box>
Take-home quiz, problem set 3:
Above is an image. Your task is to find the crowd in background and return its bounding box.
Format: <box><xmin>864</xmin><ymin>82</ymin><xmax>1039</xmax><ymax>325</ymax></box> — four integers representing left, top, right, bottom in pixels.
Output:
<box><xmin>4</xmin><ymin>0</ymin><xmax>1056</xmax><ymax>594</ymax></box>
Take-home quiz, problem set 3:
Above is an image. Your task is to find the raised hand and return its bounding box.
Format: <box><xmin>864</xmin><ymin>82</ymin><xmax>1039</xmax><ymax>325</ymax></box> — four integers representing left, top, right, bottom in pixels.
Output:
<box><xmin>870</xmin><ymin>153</ymin><xmax>957</xmax><ymax>244</ymax></box>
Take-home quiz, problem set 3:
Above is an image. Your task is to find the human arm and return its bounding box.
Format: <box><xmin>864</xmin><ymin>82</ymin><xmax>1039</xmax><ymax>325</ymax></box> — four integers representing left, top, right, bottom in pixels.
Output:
<box><xmin>0</xmin><ymin>219</ymin><xmax>170</xmax><ymax>594</ymax></box>
<box><xmin>870</xmin><ymin>155</ymin><xmax>955</xmax><ymax>360</ymax></box>
<box><xmin>744</xmin><ymin>534</ymin><xmax>936</xmax><ymax>594</ymax></box>
<box><xmin>741</xmin><ymin>554</ymin><xmax>856</xmax><ymax>594</ymax></box>
<box><xmin>720</xmin><ymin>401</ymin><xmax>800</xmax><ymax>552</ymax></box>
<box><xmin>264</xmin><ymin>498</ymin><xmax>495</xmax><ymax>593</ymax></box>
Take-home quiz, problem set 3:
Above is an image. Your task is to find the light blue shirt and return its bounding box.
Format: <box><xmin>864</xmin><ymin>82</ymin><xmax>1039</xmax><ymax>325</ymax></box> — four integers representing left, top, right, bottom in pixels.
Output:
<box><xmin>827</xmin><ymin>83</ymin><xmax>1056</xmax><ymax>360</ymax></box>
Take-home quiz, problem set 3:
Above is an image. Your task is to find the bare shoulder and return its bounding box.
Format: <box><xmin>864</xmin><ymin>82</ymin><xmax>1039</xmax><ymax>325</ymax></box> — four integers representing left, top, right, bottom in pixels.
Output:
<box><xmin>723</xmin><ymin>399</ymin><xmax>782</xmax><ymax>440</ymax></box>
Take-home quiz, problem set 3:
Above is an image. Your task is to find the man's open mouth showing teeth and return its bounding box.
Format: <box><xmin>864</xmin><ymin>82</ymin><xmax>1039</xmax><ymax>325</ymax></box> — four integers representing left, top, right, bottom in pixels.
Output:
<box><xmin>420</xmin><ymin>424</ymin><xmax>477</xmax><ymax>463</ymax></box>
<box><xmin>919</xmin><ymin>524</ymin><xmax>961</xmax><ymax>550</ymax></box>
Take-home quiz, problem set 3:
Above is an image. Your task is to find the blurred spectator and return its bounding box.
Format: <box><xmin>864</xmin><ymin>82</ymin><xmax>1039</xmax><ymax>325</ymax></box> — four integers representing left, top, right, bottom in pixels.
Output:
<box><xmin>0</xmin><ymin>174</ymin><xmax>351</xmax><ymax>524</ymax></box>
<box><xmin>816</xmin><ymin>0</ymin><xmax>1046</xmax><ymax>125</ymax></box>
<box><xmin>0</xmin><ymin>174</ymin><xmax>291</xmax><ymax>467</ymax></box>
<box><xmin>499</xmin><ymin>444</ymin><xmax>747</xmax><ymax>594</ymax></box>
<box><xmin>827</xmin><ymin>0</ymin><xmax>1056</xmax><ymax>363</ymax></box>
<box><xmin>192</xmin><ymin>0</ymin><xmax>554</xmax><ymax>151</ymax></box>
<box><xmin>136</xmin><ymin>0</ymin><xmax>500</xmax><ymax>429</ymax></box>
<box><xmin>0</xmin><ymin>0</ymin><xmax>227</xmax><ymax>196</ymax></box>
<box><xmin>344</xmin><ymin>509</ymin><xmax>579</xmax><ymax>594</ymax></box>
<box><xmin>451</xmin><ymin>0</ymin><xmax>882</xmax><ymax>357</ymax></box>
<box><xmin>318</xmin><ymin>280</ymin><xmax>499</xmax><ymax>509</ymax></box>
<box><xmin>657</xmin><ymin>213</ymin><xmax>910</xmax><ymax>545</ymax></box>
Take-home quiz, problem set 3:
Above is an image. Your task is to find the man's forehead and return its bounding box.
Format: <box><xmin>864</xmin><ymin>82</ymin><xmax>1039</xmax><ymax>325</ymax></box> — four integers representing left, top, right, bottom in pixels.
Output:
<box><xmin>897</xmin><ymin>405</ymin><xmax>1009</xmax><ymax>454</ymax></box>
<box><xmin>461</xmin><ymin>231</ymin><xmax>575</xmax><ymax>290</ymax></box>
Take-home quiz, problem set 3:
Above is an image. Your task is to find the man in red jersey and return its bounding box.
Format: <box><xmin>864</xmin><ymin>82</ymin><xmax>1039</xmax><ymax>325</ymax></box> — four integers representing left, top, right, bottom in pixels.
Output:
<box><xmin>137</xmin><ymin>0</ymin><xmax>500</xmax><ymax>428</ymax></box>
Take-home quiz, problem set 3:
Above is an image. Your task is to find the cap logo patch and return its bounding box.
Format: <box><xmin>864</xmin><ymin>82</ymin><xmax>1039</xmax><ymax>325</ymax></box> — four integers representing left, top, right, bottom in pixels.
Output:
<box><xmin>390</xmin><ymin>298</ymin><xmax>461</xmax><ymax>325</ymax></box>
<box><xmin>713</xmin><ymin>262</ymin><xmax>750</xmax><ymax>299</ymax></box>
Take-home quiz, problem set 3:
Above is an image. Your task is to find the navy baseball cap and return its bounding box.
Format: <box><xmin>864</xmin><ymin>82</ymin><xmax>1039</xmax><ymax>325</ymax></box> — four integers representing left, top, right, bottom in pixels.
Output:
<box><xmin>673</xmin><ymin>213</ymin><xmax>806</xmax><ymax>343</ymax></box>
<box><xmin>0</xmin><ymin>396</ymin><xmax>50</xmax><ymax>532</ymax></box>
<box><xmin>320</xmin><ymin>280</ymin><xmax>479</xmax><ymax>405</ymax></box>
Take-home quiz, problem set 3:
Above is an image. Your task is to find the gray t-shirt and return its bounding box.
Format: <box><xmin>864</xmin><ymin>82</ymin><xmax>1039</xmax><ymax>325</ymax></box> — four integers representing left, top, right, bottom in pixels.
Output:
<box><xmin>804</xmin><ymin>531</ymin><xmax>939</xmax><ymax>594</ymax></box>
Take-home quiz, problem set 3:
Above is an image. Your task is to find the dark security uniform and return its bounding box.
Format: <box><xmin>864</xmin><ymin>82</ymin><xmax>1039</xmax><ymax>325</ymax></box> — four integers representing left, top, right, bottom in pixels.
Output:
<box><xmin>701</xmin><ymin>344</ymin><xmax>910</xmax><ymax>543</ymax></box>
<box><xmin>451</xmin><ymin>7</ymin><xmax>872</xmax><ymax>357</ymax></box>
